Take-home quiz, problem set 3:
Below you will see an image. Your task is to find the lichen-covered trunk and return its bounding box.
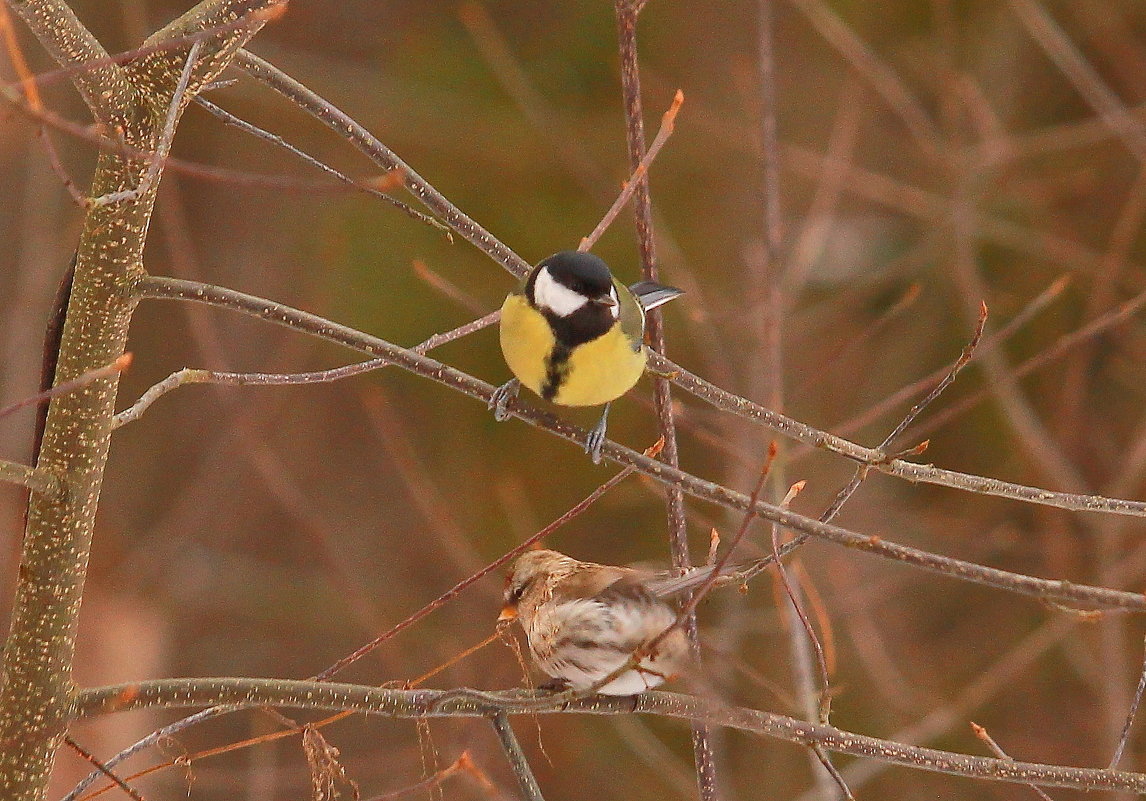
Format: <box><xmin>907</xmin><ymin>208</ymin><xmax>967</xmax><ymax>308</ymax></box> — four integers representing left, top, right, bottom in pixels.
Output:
<box><xmin>0</xmin><ymin>149</ymin><xmax>147</xmax><ymax>799</ymax></box>
<box><xmin>0</xmin><ymin>2</ymin><xmax>280</xmax><ymax>796</ymax></box>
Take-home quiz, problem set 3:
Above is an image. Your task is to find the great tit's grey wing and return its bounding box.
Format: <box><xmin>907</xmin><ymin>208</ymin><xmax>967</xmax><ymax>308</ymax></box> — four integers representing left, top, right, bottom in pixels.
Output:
<box><xmin>628</xmin><ymin>280</ymin><xmax>684</xmax><ymax>312</ymax></box>
<box><xmin>613</xmin><ymin>277</ymin><xmax>647</xmax><ymax>348</ymax></box>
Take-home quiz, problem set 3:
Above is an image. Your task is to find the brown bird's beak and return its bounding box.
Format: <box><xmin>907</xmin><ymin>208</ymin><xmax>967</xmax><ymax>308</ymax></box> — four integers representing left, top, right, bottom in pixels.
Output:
<box><xmin>498</xmin><ymin>604</ymin><xmax>518</xmax><ymax>622</ymax></box>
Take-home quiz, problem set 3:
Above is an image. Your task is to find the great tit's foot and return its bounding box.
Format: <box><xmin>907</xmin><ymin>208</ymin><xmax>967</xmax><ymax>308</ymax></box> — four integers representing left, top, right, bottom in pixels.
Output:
<box><xmin>584</xmin><ymin>403</ymin><xmax>611</xmax><ymax>464</ymax></box>
<box><xmin>646</xmin><ymin>366</ymin><xmax>680</xmax><ymax>380</ymax></box>
<box><xmin>489</xmin><ymin>379</ymin><xmax>520</xmax><ymax>422</ymax></box>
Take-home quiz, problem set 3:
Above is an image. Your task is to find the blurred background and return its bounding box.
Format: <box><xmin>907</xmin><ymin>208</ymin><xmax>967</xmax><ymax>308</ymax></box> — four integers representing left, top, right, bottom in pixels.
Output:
<box><xmin>3</xmin><ymin>0</ymin><xmax>1146</xmax><ymax>798</ymax></box>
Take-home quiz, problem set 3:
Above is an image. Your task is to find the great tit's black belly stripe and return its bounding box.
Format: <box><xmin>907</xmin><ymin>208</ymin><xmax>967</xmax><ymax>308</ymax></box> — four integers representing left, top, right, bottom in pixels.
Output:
<box><xmin>541</xmin><ymin>343</ymin><xmax>573</xmax><ymax>401</ymax></box>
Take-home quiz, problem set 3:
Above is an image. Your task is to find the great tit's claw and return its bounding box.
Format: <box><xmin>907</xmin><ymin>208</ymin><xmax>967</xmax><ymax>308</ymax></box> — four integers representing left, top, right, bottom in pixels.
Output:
<box><xmin>584</xmin><ymin>403</ymin><xmax>611</xmax><ymax>464</ymax></box>
<box><xmin>489</xmin><ymin>379</ymin><xmax>520</xmax><ymax>422</ymax></box>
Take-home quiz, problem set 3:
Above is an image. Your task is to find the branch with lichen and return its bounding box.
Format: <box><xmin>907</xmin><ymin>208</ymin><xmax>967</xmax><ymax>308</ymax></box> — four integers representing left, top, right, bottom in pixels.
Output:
<box><xmin>72</xmin><ymin>678</ymin><xmax>1146</xmax><ymax>795</ymax></box>
<box><xmin>133</xmin><ymin>275</ymin><xmax>1146</xmax><ymax>613</ymax></box>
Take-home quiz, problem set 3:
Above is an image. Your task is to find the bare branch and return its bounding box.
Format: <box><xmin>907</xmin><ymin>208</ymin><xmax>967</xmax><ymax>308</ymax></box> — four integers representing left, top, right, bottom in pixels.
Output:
<box><xmin>0</xmin><ymin>460</ymin><xmax>57</xmax><ymax>496</ymax></box>
<box><xmin>491</xmin><ymin>714</ymin><xmax>545</xmax><ymax>801</ymax></box>
<box><xmin>234</xmin><ymin>49</ymin><xmax>531</xmax><ymax>279</ymax></box>
<box><xmin>611</xmin><ymin>3</ymin><xmax>714</xmax><ymax>795</ymax></box>
<box><xmin>87</xmin><ymin>40</ymin><xmax>205</xmax><ymax>208</ymax></box>
<box><xmin>0</xmin><ymin>354</ymin><xmax>132</xmax><ymax>422</ymax></box>
<box><xmin>970</xmin><ymin>724</ymin><xmax>1055</xmax><ymax>801</ymax></box>
<box><xmin>194</xmin><ymin>96</ymin><xmax>449</xmax><ymax>233</ymax></box>
<box><xmin>654</xmin><ymin>352</ymin><xmax>1146</xmax><ymax>518</ymax></box>
<box><xmin>133</xmin><ymin>275</ymin><xmax>1146</xmax><ymax>611</ymax></box>
<box><xmin>5</xmin><ymin>0</ymin><xmax>132</xmax><ymax>122</ymax></box>
<box><xmin>578</xmin><ymin>89</ymin><xmax>684</xmax><ymax>253</ymax></box>
<box><xmin>62</xmin><ymin>736</ymin><xmax>146</xmax><ymax>801</ymax></box>
<box><xmin>1110</xmin><ymin>636</ymin><xmax>1146</xmax><ymax>769</ymax></box>
<box><xmin>73</xmin><ymin>679</ymin><xmax>1146</xmax><ymax>794</ymax></box>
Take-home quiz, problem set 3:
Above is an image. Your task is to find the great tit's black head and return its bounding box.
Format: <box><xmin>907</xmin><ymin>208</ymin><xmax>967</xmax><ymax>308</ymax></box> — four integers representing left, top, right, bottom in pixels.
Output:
<box><xmin>527</xmin><ymin>251</ymin><xmax>620</xmax><ymax>320</ymax></box>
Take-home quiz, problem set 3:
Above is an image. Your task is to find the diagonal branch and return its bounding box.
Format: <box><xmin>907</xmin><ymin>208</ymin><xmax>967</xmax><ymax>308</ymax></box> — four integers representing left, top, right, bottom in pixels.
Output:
<box><xmin>133</xmin><ymin>275</ymin><xmax>1146</xmax><ymax>612</ymax></box>
<box><xmin>490</xmin><ymin>713</ymin><xmax>545</xmax><ymax>801</ymax></box>
<box><xmin>652</xmin><ymin>351</ymin><xmax>1146</xmax><ymax>518</ymax></box>
<box><xmin>234</xmin><ymin>48</ymin><xmax>531</xmax><ymax>279</ymax></box>
<box><xmin>5</xmin><ymin>0</ymin><xmax>133</xmax><ymax>123</ymax></box>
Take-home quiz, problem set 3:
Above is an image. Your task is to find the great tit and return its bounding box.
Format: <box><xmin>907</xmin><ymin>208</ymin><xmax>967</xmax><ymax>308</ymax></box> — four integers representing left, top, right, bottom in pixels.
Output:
<box><xmin>490</xmin><ymin>250</ymin><xmax>683</xmax><ymax>462</ymax></box>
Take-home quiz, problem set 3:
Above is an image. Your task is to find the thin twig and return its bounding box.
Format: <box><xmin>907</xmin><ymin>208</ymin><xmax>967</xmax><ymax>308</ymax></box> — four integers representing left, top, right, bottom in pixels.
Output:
<box><xmin>314</xmin><ymin>441</ymin><xmax>659</xmax><ymax>681</ymax></box>
<box><xmin>112</xmin><ymin>364</ymin><xmax>386</xmax><ymax>427</ymax></box>
<box><xmin>881</xmin><ymin>300</ymin><xmax>988</xmax><ymax>452</ymax></box>
<box><xmin>906</xmin><ymin>282</ymin><xmax>1146</xmax><ymax>443</ymax></box>
<box><xmin>113</xmin><ymin>312</ymin><xmax>499</xmax><ymax>427</ymax></box>
<box><xmin>194</xmin><ymin>96</ymin><xmax>449</xmax><ymax>233</ymax></box>
<box><xmin>63</xmin><ymin>735</ymin><xmax>147</xmax><ymax>801</ymax></box>
<box><xmin>970</xmin><ymin>723</ymin><xmax>1056</xmax><ymax>801</ymax></box>
<box><xmin>1110</xmin><ymin>636</ymin><xmax>1146</xmax><ymax>769</ymax></box>
<box><xmin>827</xmin><ymin>275</ymin><xmax>1067</xmax><ymax>442</ymax></box>
<box><xmin>652</xmin><ymin>351</ymin><xmax>1146</xmax><ymax>518</ymax></box>
<box><xmin>235</xmin><ymin>49</ymin><xmax>531</xmax><ymax>279</ymax></box>
<box><xmin>0</xmin><ymin>460</ymin><xmax>57</xmax><ymax>496</ymax></box>
<box><xmin>360</xmin><ymin>752</ymin><xmax>487</xmax><ymax>801</ymax></box>
<box><xmin>491</xmin><ymin>713</ymin><xmax>546</xmax><ymax>801</ymax></box>
<box><xmin>4</xmin><ymin>5</ymin><xmax>284</xmax><ymax>103</ymax></box>
<box><xmin>0</xmin><ymin>353</ymin><xmax>132</xmax><ymax>421</ymax></box>
<box><xmin>655</xmin><ymin>447</ymin><xmax>784</xmax><ymax>651</ymax></box>
<box><xmin>818</xmin><ymin>300</ymin><xmax>987</xmax><ymax>522</ymax></box>
<box><xmin>578</xmin><ymin>89</ymin><xmax>684</xmax><ymax>252</ymax></box>
<box><xmin>0</xmin><ymin>3</ymin><xmax>86</xmax><ymax>205</ymax></box>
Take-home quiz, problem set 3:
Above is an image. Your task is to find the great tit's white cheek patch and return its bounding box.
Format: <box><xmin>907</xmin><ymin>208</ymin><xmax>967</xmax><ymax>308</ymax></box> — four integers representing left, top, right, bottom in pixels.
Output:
<box><xmin>608</xmin><ymin>286</ymin><xmax>620</xmax><ymax>319</ymax></box>
<box><xmin>534</xmin><ymin>267</ymin><xmax>589</xmax><ymax>317</ymax></box>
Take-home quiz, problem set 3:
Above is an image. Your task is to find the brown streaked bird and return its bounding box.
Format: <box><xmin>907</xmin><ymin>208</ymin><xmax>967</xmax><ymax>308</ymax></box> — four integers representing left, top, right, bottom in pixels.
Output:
<box><xmin>500</xmin><ymin>549</ymin><xmax>722</xmax><ymax>696</ymax></box>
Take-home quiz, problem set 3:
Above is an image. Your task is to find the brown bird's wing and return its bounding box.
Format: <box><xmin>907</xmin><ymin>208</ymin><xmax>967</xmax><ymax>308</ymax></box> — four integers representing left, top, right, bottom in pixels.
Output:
<box><xmin>643</xmin><ymin>562</ymin><xmax>749</xmax><ymax>598</ymax></box>
<box><xmin>551</xmin><ymin>564</ymin><xmax>634</xmax><ymax>603</ymax></box>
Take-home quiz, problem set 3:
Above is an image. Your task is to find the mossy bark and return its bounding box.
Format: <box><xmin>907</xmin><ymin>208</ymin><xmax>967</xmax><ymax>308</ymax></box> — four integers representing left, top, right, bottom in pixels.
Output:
<box><xmin>0</xmin><ymin>2</ymin><xmax>280</xmax><ymax>798</ymax></box>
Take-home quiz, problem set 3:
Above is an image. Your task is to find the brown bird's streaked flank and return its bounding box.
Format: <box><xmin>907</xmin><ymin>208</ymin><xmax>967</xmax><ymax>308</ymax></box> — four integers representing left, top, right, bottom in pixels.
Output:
<box><xmin>500</xmin><ymin>549</ymin><xmax>702</xmax><ymax>696</ymax></box>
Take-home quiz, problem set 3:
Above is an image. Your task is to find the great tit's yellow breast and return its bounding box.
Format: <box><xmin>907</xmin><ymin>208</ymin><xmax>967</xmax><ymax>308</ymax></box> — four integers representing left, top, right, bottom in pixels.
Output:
<box><xmin>550</xmin><ymin>324</ymin><xmax>646</xmax><ymax>407</ymax></box>
<box><xmin>500</xmin><ymin>292</ymin><xmax>554</xmax><ymax>397</ymax></box>
<box><xmin>499</xmin><ymin>284</ymin><xmax>647</xmax><ymax>408</ymax></box>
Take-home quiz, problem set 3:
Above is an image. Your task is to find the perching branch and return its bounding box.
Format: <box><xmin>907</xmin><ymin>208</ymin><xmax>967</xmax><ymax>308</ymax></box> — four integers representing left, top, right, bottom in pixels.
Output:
<box><xmin>133</xmin><ymin>274</ymin><xmax>1146</xmax><ymax>612</ymax></box>
<box><xmin>611</xmin><ymin>4</ymin><xmax>715</xmax><ymax>797</ymax></box>
<box><xmin>72</xmin><ymin>679</ymin><xmax>1146</xmax><ymax>794</ymax></box>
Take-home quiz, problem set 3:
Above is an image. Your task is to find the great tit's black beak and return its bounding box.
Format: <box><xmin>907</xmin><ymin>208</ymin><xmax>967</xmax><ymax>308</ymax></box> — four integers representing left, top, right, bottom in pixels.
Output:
<box><xmin>592</xmin><ymin>295</ymin><xmax>619</xmax><ymax>309</ymax></box>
